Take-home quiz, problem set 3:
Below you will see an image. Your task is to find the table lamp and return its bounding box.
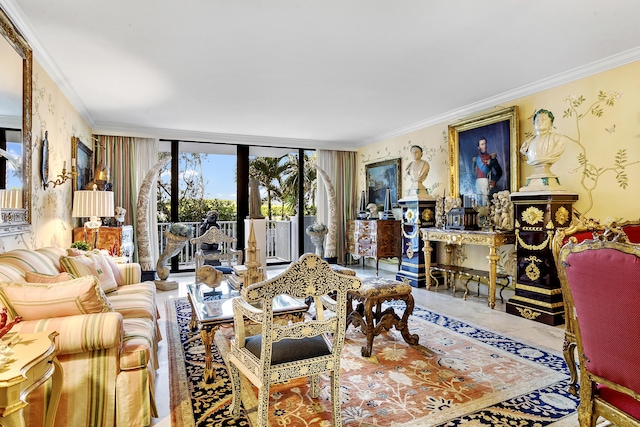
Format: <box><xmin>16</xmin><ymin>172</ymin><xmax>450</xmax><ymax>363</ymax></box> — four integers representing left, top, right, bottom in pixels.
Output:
<box><xmin>0</xmin><ymin>189</ymin><xmax>22</xmax><ymax>209</ymax></box>
<box><xmin>72</xmin><ymin>184</ymin><xmax>115</xmax><ymax>248</ymax></box>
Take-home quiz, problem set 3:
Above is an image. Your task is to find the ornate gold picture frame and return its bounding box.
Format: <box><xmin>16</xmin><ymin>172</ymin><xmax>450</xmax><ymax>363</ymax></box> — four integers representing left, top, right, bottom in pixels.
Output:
<box><xmin>365</xmin><ymin>158</ymin><xmax>401</xmax><ymax>208</ymax></box>
<box><xmin>448</xmin><ymin>106</ymin><xmax>519</xmax><ymax>203</ymax></box>
<box><xmin>72</xmin><ymin>136</ymin><xmax>93</xmax><ymax>192</ymax></box>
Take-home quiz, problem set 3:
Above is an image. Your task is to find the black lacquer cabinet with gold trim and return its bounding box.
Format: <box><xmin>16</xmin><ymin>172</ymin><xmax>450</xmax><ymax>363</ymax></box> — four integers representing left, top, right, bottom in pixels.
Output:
<box><xmin>396</xmin><ymin>199</ymin><xmax>437</xmax><ymax>287</ymax></box>
<box><xmin>506</xmin><ymin>192</ymin><xmax>578</xmax><ymax>325</ymax></box>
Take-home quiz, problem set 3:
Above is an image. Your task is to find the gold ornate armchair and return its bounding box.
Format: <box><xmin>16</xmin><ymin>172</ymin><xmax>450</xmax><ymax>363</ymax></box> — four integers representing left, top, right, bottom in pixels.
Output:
<box><xmin>190</xmin><ymin>226</ymin><xmax>243</xmax><ymax>270</ymax></box>
<box><xmin>227</xmin><ymin>253</ymin><xmax>362</xmax><ymax>427</ymax></box>
<box><xmin>556</xmin><ymin>228</ymin><xmax>640</xmax><ymax>426</ymax></box>
<box><xmin>552</xmin><ymin>216</ymin><xmax>640</xmax><ymax>395</ymax></box>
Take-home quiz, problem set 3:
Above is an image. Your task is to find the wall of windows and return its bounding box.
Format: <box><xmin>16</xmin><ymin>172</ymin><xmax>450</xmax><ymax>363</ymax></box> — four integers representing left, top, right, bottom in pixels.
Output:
<box><xmin>158</xmin><ymin>141</ymin><xmax>316</xmax><ymax>272</ymax></box>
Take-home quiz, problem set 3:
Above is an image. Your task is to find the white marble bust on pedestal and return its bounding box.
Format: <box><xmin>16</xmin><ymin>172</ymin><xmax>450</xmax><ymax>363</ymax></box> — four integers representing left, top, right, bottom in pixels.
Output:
<box><xmin>404</xmin><ymin>145</ymin><xmax>434</xmax><ymax>200</ymax></box>
<box><xmin>519</xmin><ymin>109</ymin><xmax>570</xmax><ymax>192</ymax></box>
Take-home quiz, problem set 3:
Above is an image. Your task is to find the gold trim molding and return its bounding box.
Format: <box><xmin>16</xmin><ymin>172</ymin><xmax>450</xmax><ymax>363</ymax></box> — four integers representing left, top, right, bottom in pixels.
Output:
<box><xmin>511</xmin><ymin>295</ymin><xmax>564</xmax><ymax>309</ymax></box>
<box><xmin>515</xmin><ymin>283</ymin><xmax>563</xmax><ymax>295</ymax></box>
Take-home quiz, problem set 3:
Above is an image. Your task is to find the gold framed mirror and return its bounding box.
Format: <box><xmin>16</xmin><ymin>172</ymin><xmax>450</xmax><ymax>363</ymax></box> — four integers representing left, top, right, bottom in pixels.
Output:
<box><xmin>0</xmin><ymin>6</ymin><xmax>32</xmax><ymax>236</ymax></box>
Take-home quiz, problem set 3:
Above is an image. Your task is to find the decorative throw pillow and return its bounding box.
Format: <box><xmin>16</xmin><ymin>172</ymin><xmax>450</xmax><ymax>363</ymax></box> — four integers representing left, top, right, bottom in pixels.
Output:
<box><xmin>97</xmin><ymin>250</ymin><xmax>125</xmax><ymax>287</ymax></box>
<box><xmin>25</xmin><ymin>271</ymin><xmax>72</xmax><ymax>283</ymax></box>
<box><xmin>60</xmin><ymin>252</ymin><xmax>118</xmax><ymax>293</ymax></box>
<box><xmin>66</xmin><ymin>248</ymin><xmax>85</xmax><ymax>257</ymax></box>
<box><xmin>0</xmin><ymin>276</ymin><xmax>112</xmax><ymax>321</ymax></box>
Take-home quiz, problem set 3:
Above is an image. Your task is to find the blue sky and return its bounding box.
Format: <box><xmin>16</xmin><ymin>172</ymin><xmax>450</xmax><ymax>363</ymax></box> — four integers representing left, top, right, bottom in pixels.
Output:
<box><xmin>157</xmin><ymin>146</ymin><xmax>303</xmax><ymax>203</ymax></box>
<box><xmin>199</xmin><ymin>154</ymin><xmax>237</xmax><ymax>200</ymax></box>
<box><xmin>160</xmin><ymin>153</ymin><xmax>238</xmax><ymax>201</ymax></box>
<box><xmin>6</xmin><ymin>140</ymin><xmax>21</xmax><ymax>189</ymax></box>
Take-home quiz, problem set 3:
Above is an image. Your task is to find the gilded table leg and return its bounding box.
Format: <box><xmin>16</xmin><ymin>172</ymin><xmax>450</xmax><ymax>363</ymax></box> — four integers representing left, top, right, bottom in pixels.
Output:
<box><xmin>187</xmin><ymin>293</ymin><xmax>198</xmax><ymax>332</ymax></box>
<box><xmin>443</xmin><ymin>244</ymin><xmax>454</xmax><ymax>291</ymax></box>
<box><xmin>487</xmin><ymin>246</ymin><xmax>499</xmax><ymax>309</ymax></box>
<box><xmin>200</xmin><ymin>326</ymin><xmax>220</xmax><ymax>383</ymax></box>
<box><xmin>423</xmin><ymin>239</ymin><xmax>433</xmax><ymax>289</ymax></box>
<box><xmin>462</xmin><ymin>275</ymin><xmax>472</xmax><ymax>300</ymax></box>
<box><xmin>45</xmin><ymin>356</ymin><xmax>63</xmax><ymax>427</ymax></box>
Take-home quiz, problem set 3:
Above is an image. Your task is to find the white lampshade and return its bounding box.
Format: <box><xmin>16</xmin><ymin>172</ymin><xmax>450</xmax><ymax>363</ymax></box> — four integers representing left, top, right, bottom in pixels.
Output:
<box><xmin>0</xmin><ymin>189</ymin><xmax>22</xmax><ymax>209</ymax></box>
<box><xmin>72</xmin><ymin>189</ymin><xmax>115</xmax><ymax>219</ymax></box>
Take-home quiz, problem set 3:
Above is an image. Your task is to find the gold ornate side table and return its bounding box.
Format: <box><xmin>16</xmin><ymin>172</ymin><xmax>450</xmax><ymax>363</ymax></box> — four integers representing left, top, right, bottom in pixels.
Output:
<box><xmin>420</xmin><ymin>228</ymin><xmax>515</xmax><ymax>309</ymax></box>
<box><xmin>0</xmin><ymin>331</ymin><xmax>63</xmax><ymax>427</ymax></box>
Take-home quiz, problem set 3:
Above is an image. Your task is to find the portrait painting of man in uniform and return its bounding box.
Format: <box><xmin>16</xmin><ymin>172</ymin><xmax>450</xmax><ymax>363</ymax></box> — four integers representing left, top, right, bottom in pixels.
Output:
<box><xmin>448</xmin><ymin>106</ymin><xmax>520</xmax><ymax>205</ymax></box>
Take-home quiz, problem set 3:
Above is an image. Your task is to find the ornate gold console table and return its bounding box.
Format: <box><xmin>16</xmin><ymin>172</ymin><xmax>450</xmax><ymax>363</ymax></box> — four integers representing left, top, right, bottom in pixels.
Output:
<box><xmin>420</xmin><ymin>228</ymin><xmax>515</xmax><ymax>309</ymax></box>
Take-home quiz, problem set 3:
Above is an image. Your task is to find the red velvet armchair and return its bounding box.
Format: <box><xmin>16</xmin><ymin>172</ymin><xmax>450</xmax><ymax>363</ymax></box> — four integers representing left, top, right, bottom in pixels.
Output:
<box><xmin>556</xmin><ymin>227</ymin><xmax>640</xmax><ymax>426</ymax></box>
<box><xmin>553</xmin><ymin>217</ymin><xmax>640</xmax><ymax>395</ymax></box>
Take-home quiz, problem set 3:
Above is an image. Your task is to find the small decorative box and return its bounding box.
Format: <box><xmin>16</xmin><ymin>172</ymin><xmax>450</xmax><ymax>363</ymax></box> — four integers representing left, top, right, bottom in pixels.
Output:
<box><xmin>446</xmin><ymin>207</ymin><xmax>479</xmax><ymax>230</ymax></box>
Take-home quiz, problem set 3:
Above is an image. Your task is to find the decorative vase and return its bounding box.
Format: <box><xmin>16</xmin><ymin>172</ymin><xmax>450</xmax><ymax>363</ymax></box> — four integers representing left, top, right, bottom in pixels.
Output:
<box><xmin>357</xmin><ymin>190</ymin><xmax>369</xmax><ymax>219</ymax></box>
<box><xmin>306</xmin><ymin>229</ymin><xmax>328</xmax><ymax>257</ymax></box>
<box><xmin>156</xmin><ymin>230</ymin><xmax>190</xmax><ymax>280</ymax></box>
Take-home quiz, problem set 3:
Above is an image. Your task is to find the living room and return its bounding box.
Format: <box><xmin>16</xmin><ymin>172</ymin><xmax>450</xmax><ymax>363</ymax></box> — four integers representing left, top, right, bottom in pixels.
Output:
<box><xmin>1</xmin><ymin>2</ymin><xmax>640</xmax><ymax>426</ymax></box>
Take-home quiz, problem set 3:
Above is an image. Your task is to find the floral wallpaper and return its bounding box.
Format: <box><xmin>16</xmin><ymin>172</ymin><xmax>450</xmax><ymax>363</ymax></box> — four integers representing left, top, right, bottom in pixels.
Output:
<box><xmin>359</xmin><ymin>61</ymin><xmax>640</xmax><ymax>224</ymax></box>
<box><xmin>357</xmin><ymin>59</ymin><xmax>640</xmax><ymax>272</ymax></box>
<box><xmin>0</xmin><ymin>60</ymin><xmax>92</xmax><ymax>252</ymax></box>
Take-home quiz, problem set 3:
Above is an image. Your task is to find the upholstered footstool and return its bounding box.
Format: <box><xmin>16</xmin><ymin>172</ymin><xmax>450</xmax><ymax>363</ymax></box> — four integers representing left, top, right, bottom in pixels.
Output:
<box><xmin>331</xmin><ymin>265</ymin><xmax>356</xmax><ymax>276</ymax></box>
<box><xmin>346</xmin><ymin>277</ymin><xmax>419</xmax><ymax>357</ymax></box>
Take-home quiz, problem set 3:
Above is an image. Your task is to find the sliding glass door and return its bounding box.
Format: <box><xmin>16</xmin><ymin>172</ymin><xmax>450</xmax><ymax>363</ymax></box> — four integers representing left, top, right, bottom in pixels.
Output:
<box><xmin>158</xmin><ymin>141</ymin><xmax>316</xmax><ymax>273</ymax></box>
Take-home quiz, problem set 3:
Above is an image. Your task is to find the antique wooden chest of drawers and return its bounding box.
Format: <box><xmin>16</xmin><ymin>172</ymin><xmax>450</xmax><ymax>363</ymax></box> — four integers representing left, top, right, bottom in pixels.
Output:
<box><xmin>73</xmin><ymin>225</ymin><xmax>134</xmax><ymax>262</ymax></box>
<box><xmin>346</xmin><ymin>219</ymin><xmax>401</xmax><ymax>275</ymax></box>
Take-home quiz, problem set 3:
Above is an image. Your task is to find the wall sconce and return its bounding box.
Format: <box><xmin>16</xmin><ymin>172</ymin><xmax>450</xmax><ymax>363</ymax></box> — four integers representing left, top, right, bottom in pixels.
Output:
<box><xmin>44</xmin><ymin>159</ymin><xmax>78</xmax><ymax>189</ymax></box>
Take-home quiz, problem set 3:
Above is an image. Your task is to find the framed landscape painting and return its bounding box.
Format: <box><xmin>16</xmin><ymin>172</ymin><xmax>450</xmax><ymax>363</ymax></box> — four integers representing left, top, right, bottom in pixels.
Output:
<box><xmin>366</xmin><ymin>158</ymin><xmax>401</xmax><ymax>208</ymax></box>
<box><xmin>448</xmin><ymin>106</ymin><xmax>519</xmax><ymax>205</ymax></box>
<box><xmin>72</xmin><ymin>137</ymin><xmax>93</xmax><ymax>192</ymax></box>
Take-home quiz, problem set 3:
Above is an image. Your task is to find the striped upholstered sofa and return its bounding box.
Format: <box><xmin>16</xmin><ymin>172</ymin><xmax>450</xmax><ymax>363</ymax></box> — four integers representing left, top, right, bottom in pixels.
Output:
<box><xmin>0</xmin><ymin>246</ymin><xmax>161</xmax><ymax>427</ymax></box>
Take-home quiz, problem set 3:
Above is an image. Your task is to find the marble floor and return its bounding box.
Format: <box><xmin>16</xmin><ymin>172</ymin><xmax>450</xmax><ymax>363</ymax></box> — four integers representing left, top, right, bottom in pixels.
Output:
<box><xmin>150</xmin><ymin>264</ymin><xmax>566</xmax><ymax>426</ymax></box>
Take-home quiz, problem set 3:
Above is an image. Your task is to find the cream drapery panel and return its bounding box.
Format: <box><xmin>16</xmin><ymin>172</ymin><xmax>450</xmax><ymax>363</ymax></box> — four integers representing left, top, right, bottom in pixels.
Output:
<box><xmin>316</xmin><ymin>150</ymin><xmax>358</xmax><ymax>264</ymax></box>
<box><xmin>94</xmin><ymin>135</ymin><xmax>159</xmax><ymax>263</ymax></box>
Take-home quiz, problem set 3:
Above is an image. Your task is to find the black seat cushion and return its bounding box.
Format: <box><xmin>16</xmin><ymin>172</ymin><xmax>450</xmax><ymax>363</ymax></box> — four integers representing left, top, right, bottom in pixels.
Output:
<box><xmin>244</xmin><ymin>334</ymin><xmax>331</xmax><ymax>365</ymax></box>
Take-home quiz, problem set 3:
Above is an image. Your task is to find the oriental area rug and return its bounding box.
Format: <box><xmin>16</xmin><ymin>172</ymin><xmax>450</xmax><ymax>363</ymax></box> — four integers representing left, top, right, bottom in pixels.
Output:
<box><xmin>167</xmin><ymin>297</ymin><xmax>581</xmax><ymax>427</ymax></box>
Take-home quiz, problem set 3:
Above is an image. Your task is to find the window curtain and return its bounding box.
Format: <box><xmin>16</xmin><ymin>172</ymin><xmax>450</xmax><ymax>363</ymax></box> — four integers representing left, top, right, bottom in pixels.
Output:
<box><xmin>316</xmin><ymin>150</ymin><xmax>357</xmax><ymax>264</ymax></box>
<box><xmin>94</xmin><ymin>135</ymin><xmax>159</xmax><ymax>263</ymax></box>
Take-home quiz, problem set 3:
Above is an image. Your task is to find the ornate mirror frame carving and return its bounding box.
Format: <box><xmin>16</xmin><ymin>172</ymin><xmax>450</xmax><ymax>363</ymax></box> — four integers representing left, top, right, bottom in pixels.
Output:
<box><xmin>0</xmin><ymin>7</ymin><xmax>32</xmax><ymax>236</ymax></box>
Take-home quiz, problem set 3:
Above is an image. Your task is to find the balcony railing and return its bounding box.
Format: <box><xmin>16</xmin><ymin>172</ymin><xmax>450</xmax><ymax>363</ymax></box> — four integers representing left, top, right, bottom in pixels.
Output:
<box><xmin>157</xmin><ymin>220</ymin><xmax>293</xmax><ymax>270</ymax></box>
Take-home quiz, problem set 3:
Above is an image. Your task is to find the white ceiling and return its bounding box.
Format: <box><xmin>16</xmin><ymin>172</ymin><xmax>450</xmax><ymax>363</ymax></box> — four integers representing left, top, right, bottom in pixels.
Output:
<box><xmin>3</xmin><ymin>0</ymin><xmax>640</xmax><ymax>151</ymax></box>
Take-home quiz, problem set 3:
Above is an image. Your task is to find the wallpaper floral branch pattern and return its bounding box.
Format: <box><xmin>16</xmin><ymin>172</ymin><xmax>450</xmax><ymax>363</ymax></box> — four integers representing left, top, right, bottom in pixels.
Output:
<box><xmin>5</xmin><ymin>64</ymin><xmax>94</xmax><ymax>253</ymax></box>
<box><xmin>528</xmin><ymin>90</ymin><xmax>640</xmax><ymax>216</ymax></box>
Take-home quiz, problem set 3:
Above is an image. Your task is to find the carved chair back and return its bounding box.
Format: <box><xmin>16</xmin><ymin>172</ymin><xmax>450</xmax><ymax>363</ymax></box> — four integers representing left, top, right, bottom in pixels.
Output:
<box><xmin>557</xmin><ymin>230</ymin><xmax>640</xmax><ymax>425</ymax></box>
<box><xmin>189</xmin><ymin>226</ymin><xmax>242</xmax><ymax>269</ymax></box>
<box><xmin>227</xmin><ymin>253</ymin><xmax>361</xmax><ymax>427</ymax></box>
<box><xmin>552</xmin><ymin>216</ymin><xmax>640</xmax><ymax>395</ymax></box>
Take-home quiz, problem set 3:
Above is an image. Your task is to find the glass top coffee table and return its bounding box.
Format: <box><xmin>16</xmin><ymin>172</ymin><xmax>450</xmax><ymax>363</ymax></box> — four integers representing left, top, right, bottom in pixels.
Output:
<box><xmin>186</xmin><ymin>280</ymin><xmax>308</xmax><ymax>383</ymax></box>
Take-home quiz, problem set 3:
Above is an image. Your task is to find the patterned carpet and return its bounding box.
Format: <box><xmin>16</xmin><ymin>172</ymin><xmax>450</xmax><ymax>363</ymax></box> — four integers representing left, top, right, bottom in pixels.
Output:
<box><xmin>167</xmin><ymin>297</ymin><xmax>580</xmax><ymax>427</ymax></box>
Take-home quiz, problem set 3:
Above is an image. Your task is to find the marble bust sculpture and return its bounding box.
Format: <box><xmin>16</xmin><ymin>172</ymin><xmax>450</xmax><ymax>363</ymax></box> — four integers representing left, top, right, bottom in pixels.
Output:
<box><xmin>404</xmin><ymin>145</ymin><xmax>432</xmax><ymax>199</ymax></box>
<box><xmin>519</xmin><ymin>109</ymin><xmax>570</xmax><ymax>191</ymax></box>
